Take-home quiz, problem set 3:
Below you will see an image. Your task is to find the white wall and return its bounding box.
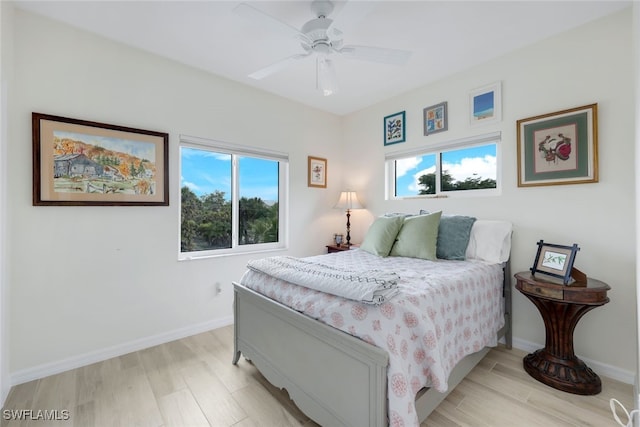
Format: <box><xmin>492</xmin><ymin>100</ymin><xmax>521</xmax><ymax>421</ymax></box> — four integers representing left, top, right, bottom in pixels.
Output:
<box><xmin>343</xmin><ymin>9</ymin><xmax>636</xmax><ymax>378</ymax></box>
<box><xmin>0</xmin><ymin>0</ymin><xmax>14</xmax><ymax>404</ymax></box>
<box><xmin>634</xmin><ymin>0</ymin><xmax>640</xmax><ymax>417</ymax></box>
<box><xmin>4</xmin><ymin>4</ymin><xmax>637</xmax><ymax>390</ymax></box>
<box><xmin>7</xmin><ymin>8</ymin><xmax>346</xmax><ymax>380</ymax></box>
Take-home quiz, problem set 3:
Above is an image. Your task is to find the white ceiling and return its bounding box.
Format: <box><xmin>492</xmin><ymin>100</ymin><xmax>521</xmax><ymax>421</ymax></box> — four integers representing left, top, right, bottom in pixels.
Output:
<box><xmin>13</xmin><ymin>0</ymin><xmax>631</xmax><ymax>116</ymax></box>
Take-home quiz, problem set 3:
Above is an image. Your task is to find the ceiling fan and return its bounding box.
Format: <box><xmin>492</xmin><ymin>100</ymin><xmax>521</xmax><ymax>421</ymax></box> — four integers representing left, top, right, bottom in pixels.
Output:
<box><xmin>234</xmin><ymin>0</ymin><xmax>412</xmax><ymax>96</ymax></box>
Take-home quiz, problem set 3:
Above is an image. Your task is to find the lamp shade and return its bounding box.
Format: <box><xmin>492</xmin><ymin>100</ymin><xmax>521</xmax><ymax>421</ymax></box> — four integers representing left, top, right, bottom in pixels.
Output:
<box><xmin>334</xmin><ymin>191</ymin><xmax>363</xmax><ymax>210</ymax></box>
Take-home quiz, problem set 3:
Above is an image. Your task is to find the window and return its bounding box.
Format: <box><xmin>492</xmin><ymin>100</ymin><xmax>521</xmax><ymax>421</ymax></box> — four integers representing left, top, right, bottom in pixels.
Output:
<box><xmin>179</xmin><ymin>135</ymin><xmax>288</xmax><ymax>258</ymax></box>
<box><xmin>387</xmin><ymin>132</ymin><xmax>500</xmax><ymax>199</ymax></box>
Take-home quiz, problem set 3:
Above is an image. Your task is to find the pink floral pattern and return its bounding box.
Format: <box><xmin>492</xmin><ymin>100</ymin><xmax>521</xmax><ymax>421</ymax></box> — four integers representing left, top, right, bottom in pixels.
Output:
<box><xmin>240</xmin><ymin>249</ymin><xmax>504</xmax><ymax>427</ymax></box>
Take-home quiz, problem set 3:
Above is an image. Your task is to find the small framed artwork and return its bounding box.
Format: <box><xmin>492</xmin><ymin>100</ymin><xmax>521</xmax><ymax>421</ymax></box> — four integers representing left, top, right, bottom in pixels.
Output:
<box><xmin>517</xmin><ymin>103</ymin><xmax>598</xmax><ymax>187</ymax></box>
<box><xmin>384</xmin><ymin>111</ymin><xmax>406</xmax><ymax>146</ymax></box>
<box><xmin>308</xmin><ymin>156</ymin><xmax>327</xmax><ymax>188</ymax></box>
<box><xmin>469</xmin><ymin>81</ymin><xmax>502</xmax><ymax>126</ymax></box>
<box><xmin>530</xmin><ymin>240</ymin><xmax>580</xmax><ymax>284</ymax></box>
<box><xmin>32</xmin><ymin>112</ymin><xmax>169</xmax><ymax>206</ymax></box>
<box><xmin>423</xmin><ymin>102</ymin><xmax>448</xmax><ymax>136</ymax></box>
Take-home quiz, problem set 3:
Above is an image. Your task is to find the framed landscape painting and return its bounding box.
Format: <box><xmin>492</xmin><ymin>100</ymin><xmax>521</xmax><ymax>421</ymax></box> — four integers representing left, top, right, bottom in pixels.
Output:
<box><xmin>517</xmin><ymin>104</ymin><xmax>598</xmax><ymax>187</ymax></box>
<box><xmin>33</xmin><ymin>112</ymin><xmax>169</xmax><ymax>206</ymax></box>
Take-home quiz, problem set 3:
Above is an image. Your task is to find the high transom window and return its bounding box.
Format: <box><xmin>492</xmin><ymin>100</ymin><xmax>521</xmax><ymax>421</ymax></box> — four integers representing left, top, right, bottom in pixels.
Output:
<box><xmin>386</xmin><ymin>132</ymin><xmax>501</xmax><ymax>199</ymax></box>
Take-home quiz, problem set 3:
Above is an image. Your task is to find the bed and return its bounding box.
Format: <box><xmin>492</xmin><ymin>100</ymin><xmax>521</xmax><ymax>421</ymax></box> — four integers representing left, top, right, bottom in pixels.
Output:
<box><xmin>232</xmin><ymin>213</ymin><xmax>512</xmax><ymax>427</ymax></box>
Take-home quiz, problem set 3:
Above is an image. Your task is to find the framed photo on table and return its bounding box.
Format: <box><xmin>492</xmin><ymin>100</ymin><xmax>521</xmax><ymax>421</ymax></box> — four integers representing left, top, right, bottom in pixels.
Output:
<box><xmin>530</xmin><ymin>240</ymin><xmax>580</xmax><ymax>284</ymax></box>
<box><xmin>517</xmin><ymin>104</ymin><xmax>598</xmax><ymax>187</ymax></box>
<box><xmin>32</xmin><ymin>112</ymin><xmax>169</xmax><ymax>206</ymax></box>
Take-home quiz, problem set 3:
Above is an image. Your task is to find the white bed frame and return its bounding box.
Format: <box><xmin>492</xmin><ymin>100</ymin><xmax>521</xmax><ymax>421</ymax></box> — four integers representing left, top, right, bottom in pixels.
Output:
<box><xmin>232</xmin><ymin>262</ymin><xmax>512</xmax><ymax>427</ymax></box>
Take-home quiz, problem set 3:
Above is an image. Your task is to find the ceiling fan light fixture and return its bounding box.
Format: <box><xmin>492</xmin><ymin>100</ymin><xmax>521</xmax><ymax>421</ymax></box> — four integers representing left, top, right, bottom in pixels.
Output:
<box><xmin>236</xmin><ymin>1</ymin><xmax>412</xmax><ymax>91</ymax></box>
<box><xmin>317</xmin><ymin>56</ymin><xmax>338</xmax><ymax>96</ymax></box>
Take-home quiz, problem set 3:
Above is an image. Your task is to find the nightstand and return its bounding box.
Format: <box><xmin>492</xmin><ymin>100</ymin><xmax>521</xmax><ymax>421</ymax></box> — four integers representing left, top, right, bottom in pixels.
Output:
<box><xmin>326</xmin><ymin>244</ymin><xmax>358</xmax><ymax>253</ymax></box>
<box><xmin>514</xmin><ymin>271</ymin><xmax>610</xmax><ymax>395</ymax></box>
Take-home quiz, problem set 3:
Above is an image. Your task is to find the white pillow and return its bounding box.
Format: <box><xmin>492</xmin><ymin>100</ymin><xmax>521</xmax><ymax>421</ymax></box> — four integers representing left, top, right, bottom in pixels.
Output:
<box><xmin>465</xmin><ymin>220</ymin><xmax>512</xmax><ymax>263</ymax></box>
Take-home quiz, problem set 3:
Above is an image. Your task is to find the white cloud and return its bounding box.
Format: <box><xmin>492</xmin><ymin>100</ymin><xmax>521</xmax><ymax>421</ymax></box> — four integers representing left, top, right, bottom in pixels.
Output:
<box><xmin>404</xmin><ymin>155</ymin><xmax>496</xmax><ymax>192</ymax></box>
<box><xmin>395</xmin><ymin>157</ymin><xmax>422</xmax><ymax>178</ymax></box>
<box><xmin>182</xmin><ymin>180</ymin><xmax>201</xmax><ymax>192</ymax></box>
<box><xmin>181</xmin><ymin>147</ymin><xmax>230</xmax><ymax>161</ymax></box>
<box><xmin>443</xmin><ymin>155</ymin><xmax>496</xmax><ymax>182</ymax></box>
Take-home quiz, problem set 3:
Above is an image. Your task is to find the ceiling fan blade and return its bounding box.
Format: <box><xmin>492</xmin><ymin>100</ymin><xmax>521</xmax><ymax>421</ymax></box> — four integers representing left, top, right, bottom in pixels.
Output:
<box><xmin>326</xmin><ymin>0</ymin><xmax>377</xmax><ymax>41</ymax></box>
<box><xmin>338</xmin><ymin>45</ymin><xmax>412</xmax><ymax>65</ymax></box>
<box><xmin>233</xmin><ymin>3</ymin><xmax>311</xmax><ymax>44</ymax></box>
<box><xmin>248</xmin><ymin>53</ymin><xmax>311</xmax><ymax>80</ymax></box>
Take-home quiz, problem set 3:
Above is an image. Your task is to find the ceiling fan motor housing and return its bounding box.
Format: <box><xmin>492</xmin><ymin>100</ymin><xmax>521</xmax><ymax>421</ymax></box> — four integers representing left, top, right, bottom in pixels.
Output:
<box><xmin>302</xmin><ymin>18</ymin><xmax>341</xmax><ymax>53</ymax></box>
<box><xmin>301</xmin><ymin>0</ymin><xmax>344</xmax><ymax>54</ymax></box>
<box><xmin>310</xmin><ymin>0</ymin><xmax>334</xmax><ymax>18</ymax></box>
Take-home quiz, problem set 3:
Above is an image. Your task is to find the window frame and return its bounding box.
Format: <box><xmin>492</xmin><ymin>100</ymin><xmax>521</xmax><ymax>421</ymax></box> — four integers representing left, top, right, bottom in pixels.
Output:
<box><xmin>179</xmin><ymin>135</ymin><xmax>289</xmax><ymax>260</ymax></box>
<box><xmin>386</xmin><ymin>131</ymin><xmax>501</xmax><ymax>200</ymax></box>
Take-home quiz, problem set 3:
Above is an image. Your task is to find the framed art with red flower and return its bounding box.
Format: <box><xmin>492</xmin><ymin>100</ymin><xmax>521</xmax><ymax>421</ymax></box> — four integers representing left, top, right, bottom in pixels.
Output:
<box><xmin>517</xmin><ymin>104</ymin><xmax>598</xmax><ymax>187</ymax></box>
<box><xmin>307</xmin><ymin>156</ymin><xmax>327</xmax><ymax>188</ymax></box>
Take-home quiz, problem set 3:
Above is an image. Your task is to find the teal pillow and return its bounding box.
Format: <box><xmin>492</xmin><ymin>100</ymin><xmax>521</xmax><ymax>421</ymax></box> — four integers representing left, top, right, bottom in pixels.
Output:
<box><xmin>359</xmin><ymin>216</ymin><xmax>404</xmax><ymax>257</ymax></box>
<box><xmin>436</xmin><ymin>215</ymin><xmax>476</xmax><ymax>260</ymax></box>
<box><xmin>389</xmin><ymin>211</ymin><xmax>442</xmax><ymax>260</ymax></box>
<box><xmin>419</xmin><ymin>210</ymin><xmax>477</xmax><ymax>260</ymax></box>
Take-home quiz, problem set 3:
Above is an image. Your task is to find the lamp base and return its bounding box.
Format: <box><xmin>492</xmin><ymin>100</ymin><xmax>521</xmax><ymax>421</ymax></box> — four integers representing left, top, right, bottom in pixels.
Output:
<box><xmin>345</xmin><ymin>209</ymin><xmax>352</xmax><ymax>247</ymax></box>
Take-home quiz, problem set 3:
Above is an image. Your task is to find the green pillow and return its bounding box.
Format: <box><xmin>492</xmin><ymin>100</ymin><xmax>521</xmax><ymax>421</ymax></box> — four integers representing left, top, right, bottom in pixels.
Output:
<box><xmin>390</xmin><ymin>211</ymin><xmax>442</xmax><ymax>260</ymax></box>
<box><xmin>359</xmin><ymin>216</ymin><xmax>405</xmax><ymax>257</ymax></box>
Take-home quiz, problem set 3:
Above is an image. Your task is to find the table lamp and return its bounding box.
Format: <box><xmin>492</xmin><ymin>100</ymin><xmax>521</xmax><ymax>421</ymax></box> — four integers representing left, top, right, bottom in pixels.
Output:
<box><xmin>334</xmin><ymin>191</ymin><xmax>363</xmax><ymax>247</ymax></box>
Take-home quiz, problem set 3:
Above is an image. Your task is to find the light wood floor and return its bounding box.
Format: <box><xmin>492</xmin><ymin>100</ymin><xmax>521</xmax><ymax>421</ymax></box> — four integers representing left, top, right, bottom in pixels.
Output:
<box><xmin>1</xmin><ymin>325</ymin><xmax>633</xmax><ymax>427</ymax></box>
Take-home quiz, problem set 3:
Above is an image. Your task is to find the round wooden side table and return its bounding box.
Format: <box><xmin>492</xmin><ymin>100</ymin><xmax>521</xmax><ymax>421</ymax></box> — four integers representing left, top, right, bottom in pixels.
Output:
<box><xmin>514</xmin><ymin>271</ymin><xmax>610</xmax><ymax>395</ymax></box>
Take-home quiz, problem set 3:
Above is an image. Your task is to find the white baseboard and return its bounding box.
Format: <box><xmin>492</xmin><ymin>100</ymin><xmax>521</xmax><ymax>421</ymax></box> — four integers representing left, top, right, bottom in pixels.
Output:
<box><xmin>9</xmin><ymin>322</ymin><xmax>634</xmax><ymax>390</ymax></box>
<box><xmin>511</xmin><ymin>337</ymin><xmax>635</xmax><ymax>385</ymax></box>
<box><xmin>9</xmin><ymin>316</ymin><xmax>234</xmax><ymax>386</ymax></box>
<box><xmin>1</xmin><ymin>380</ymin><xmax>9</xmax><ymax>409</ymax></box>
<box><xmin>635</xmin><ymin>380</ymin><xmax>640</xmax><ymax>426</ymax></box>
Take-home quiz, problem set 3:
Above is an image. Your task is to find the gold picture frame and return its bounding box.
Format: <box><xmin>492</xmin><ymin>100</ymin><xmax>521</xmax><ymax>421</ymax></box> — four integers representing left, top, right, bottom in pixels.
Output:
<box><xmin>307</xmin><ymin>156</ymin><xmax>327</xmax><ymax>188</ymax></box>
<box><xmin>517</xmin><ymin>104</ymin><xmax>598</xmax><ymax>187</ymax></box>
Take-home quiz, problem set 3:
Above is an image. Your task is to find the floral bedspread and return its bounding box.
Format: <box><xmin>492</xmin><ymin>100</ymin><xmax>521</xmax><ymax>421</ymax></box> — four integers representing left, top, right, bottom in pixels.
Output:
<box><xmin>239</xmin><ymin>249</ymin><xmax>505</xmax><ymax>427</ymax></box>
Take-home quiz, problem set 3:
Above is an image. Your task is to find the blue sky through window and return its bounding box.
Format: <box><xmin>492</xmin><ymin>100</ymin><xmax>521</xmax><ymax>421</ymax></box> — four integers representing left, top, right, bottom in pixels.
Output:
<box><xmin>181</xmin><ymin>147</ymin><xmax>278</xmax><ymax>202</ymax></box>
<box><xmin>239</xmin><ymin>157</ymin><xmax>279</xmax><ymax>204</ymax></box>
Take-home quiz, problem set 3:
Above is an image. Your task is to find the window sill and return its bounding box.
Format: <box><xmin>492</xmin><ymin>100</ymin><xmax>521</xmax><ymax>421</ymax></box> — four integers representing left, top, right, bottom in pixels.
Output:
<box><xmin>178</xmin><ymin>245</ymin><xmax>288</xmax><ymax>261</ymax></box>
